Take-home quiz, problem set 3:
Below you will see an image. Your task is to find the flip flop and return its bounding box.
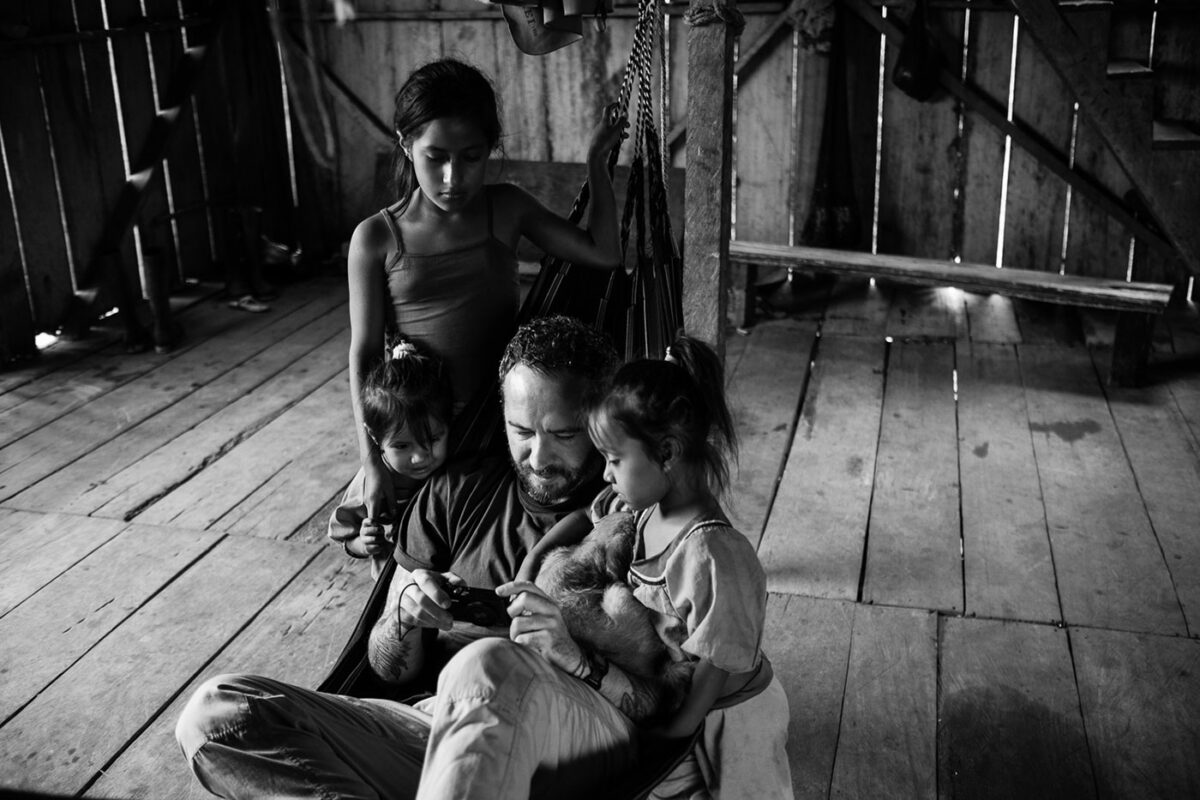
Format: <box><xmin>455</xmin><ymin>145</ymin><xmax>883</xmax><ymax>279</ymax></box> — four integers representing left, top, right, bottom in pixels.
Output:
<box><xmin>228</xmin><ymin>294</ymin><xmax>270</xmax><ymax>313</ymax></box>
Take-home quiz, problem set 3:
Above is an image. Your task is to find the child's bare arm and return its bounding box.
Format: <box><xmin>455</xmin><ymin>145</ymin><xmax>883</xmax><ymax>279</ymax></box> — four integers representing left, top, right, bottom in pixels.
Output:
<box><xmin>648</xmin><ymin>659</ymin><xmax>728</xmax><ymax>738</ymax></box>
<box><xmin>516</xmin><ymin>508</ymin><xmax>593</xmax><ymax>583</ymax></box>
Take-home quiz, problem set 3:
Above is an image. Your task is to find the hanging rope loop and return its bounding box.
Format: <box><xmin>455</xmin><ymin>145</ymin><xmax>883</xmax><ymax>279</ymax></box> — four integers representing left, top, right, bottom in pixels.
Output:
<box><xmin>683</xmin><ymin>0</ymin><xmax>745</xmax><ymax>37</ymax></box>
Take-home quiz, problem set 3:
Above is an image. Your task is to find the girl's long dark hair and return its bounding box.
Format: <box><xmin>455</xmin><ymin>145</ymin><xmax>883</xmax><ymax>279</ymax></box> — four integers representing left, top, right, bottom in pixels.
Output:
<box><xmin>592</xmin><ymin>335</ymin><xmax>737</xmax><ymax>496</ymax></box>
<box><xmin>390</xmin><ymin>59</ymin><xmax>503</xmax><ymax>213</ymax></box>
<box><xmin>361</xmin><ymin>337</ymin><xmax>453</xmax><ymax>449</ymax></box>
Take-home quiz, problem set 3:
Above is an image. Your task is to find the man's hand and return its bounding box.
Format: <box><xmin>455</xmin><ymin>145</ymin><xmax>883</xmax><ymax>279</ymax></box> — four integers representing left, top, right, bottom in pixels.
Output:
<box><xmin>398</xmin><ymin>569</ymin><xmax>461</xmax><ymax>632</ymax></box>
<box><xmin>496</xmin><ymin>580</ymin><xmax>585</xmax><ymax>675</ymax></box>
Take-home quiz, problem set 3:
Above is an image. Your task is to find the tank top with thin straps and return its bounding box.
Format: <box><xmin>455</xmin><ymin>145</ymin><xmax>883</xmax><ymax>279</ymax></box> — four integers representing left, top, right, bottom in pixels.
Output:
<box><xmin>379</xmin><ymin>188</ymin><xmax>520</xmax><ymax>412</ymax></box>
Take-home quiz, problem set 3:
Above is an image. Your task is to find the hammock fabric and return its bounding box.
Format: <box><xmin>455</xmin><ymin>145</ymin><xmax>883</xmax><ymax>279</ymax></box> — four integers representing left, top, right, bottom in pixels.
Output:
<box><xmin>319</xmin><ymin>0</ymin><xmax>697</xmax><ymax>795</ymax></box>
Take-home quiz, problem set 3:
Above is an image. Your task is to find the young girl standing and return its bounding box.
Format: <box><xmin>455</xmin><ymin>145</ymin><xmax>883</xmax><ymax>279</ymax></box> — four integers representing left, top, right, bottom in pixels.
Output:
<box><xmin>347</xmin><ymin>58</ymin><xmax>627</xmax><ymax>527</ymax></box>
<box><xmin>515</xmin><ymin>336</ymin><xmax>793</xmax><ymax>799</ymax></box>
<box><xmin>329</xmin><ymin>338</ymin><xmax>452</xmax><ymax>579</ymax></box>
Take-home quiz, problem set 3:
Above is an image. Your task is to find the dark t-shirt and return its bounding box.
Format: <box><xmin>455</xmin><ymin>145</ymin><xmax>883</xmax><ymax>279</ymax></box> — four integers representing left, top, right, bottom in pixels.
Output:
<box><xmin>394</xmin><ymin>455</ymin><xmax>605</xmax><ymax>589</ymax></box>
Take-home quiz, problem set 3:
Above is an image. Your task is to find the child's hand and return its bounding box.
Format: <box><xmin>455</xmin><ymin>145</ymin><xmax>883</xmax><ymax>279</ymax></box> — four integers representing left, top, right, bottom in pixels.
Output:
<box><xmin>588</xmin><ymin>101</ymin><xmax>629</xmax><ymax>163</ymax></box>
<box><xmin>357</xmin><ymin>517</ymin><xmax>391</xmax><ymax>556</ymax></box>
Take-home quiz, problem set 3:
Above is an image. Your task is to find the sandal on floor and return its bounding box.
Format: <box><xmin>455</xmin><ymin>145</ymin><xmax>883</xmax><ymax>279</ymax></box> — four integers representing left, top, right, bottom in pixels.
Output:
<box><xmin>228</xmin><ymin>294</ymin><xmax>270</xmax><ymax>313</ymax></box>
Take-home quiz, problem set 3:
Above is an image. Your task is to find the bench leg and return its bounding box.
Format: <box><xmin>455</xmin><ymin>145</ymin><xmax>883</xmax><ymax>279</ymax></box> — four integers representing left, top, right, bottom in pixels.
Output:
<box><xmin>1110</xmin><ymin>311</ymin><xmax>1154</xmax><ymax>387</ymax></box>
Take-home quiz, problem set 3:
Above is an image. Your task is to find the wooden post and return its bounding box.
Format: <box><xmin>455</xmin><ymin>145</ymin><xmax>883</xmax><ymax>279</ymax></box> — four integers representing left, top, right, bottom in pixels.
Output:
<box><xmin>682</xmin><ymin>0</ymin><xmax>739</xmax><ymax>360</ymax></box>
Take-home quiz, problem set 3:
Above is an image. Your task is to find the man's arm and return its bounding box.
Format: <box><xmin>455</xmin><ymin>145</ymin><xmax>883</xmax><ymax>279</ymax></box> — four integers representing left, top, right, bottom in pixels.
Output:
<box><xmin>368</xmin><ymin>565</ymin><xmax>455</xmax><ymax>684</ymax></box>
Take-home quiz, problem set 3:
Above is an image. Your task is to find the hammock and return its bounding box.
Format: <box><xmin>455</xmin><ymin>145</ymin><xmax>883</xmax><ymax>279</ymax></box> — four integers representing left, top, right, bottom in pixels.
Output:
<box><xmin>319</xmin><ymin>0</ymin><xmax>696</xmax><ymax>794</ymax></box>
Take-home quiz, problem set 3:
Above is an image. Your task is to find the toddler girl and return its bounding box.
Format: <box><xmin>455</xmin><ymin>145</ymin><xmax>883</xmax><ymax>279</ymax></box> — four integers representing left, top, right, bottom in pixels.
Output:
<box><xmin>329</xmin><ymin>338</ymin><xmax>451</xmax><ymax>579</ymax></box>
<box><xmin>518</xmin><ymin>336</ymin><xmax>793</xmax><ymax>799</ymax></box>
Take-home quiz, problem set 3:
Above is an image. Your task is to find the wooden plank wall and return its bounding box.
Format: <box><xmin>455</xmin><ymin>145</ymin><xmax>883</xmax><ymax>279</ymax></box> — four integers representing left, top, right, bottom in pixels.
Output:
<box><xmin>0</xmin><ymin>0</ymin><xmax>294</xmax><ymax>363</ymax></box>
<box><xmin>4</xmin><ymin>0</ymin><xmax>1196</xmax><ymax>363</ymax></box>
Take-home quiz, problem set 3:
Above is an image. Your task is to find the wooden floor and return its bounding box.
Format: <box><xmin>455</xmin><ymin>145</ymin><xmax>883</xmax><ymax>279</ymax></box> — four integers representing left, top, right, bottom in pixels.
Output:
<box><xmin>1</xmin><ymin>271</ymin><xmax>1198</xmax><ymax>798</ymax></box>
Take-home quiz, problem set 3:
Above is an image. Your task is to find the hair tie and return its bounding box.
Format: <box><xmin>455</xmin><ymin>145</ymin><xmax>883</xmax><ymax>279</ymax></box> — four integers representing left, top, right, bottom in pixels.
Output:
<box><xmin>392</xmin><ymin>341</ymin><xmax>418</xmax><ymax>360</ymax></box>
<box><xmin>664</xmin><ymin>346</ymin><xmax>677</xmax><ymax>364</ymax></box>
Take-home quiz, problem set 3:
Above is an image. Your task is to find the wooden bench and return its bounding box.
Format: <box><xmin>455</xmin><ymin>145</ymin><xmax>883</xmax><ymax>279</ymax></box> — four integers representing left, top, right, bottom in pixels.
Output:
<box><xmin>729</xmin><ymin>241</ymin><xmax>1175</xmax><ymax>386</ymax></box>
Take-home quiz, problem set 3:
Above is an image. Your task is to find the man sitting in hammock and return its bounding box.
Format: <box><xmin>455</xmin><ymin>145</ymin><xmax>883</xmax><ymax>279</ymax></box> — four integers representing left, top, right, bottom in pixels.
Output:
<box><xmin>176</xmin><ymin>315</ymin><xmax>665</xmax><ymax>800</ymax></box>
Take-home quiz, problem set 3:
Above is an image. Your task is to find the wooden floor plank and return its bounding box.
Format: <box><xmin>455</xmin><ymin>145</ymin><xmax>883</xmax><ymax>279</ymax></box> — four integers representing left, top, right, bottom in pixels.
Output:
<box><xmin>939</xmin><ymin>617</ymin><xmax>1095</xmax><ymax>799</ymax></box>
<box><xmin>1072</xmin><ymin>627</ymin><xmax>1200</xmax><ymax>800</ymax></box>
<box><xmin>863</xmin><ymin>342</ymin><xmax>962</xmax><ymax>612</ymax></box>
<box><xmin>962</xmin><ymin>292</ymin><xmax>1022</xmax><ymax>344</ymax></box>
<box><xmin>0</xmin><ymin>524</ymin><xmax>221</xmax><ymax>722</ymax></box>
<box><xmin>134</xmin><ymin>373</ymin><xmax>348</xmax><ymax>530</ymax></box>
<box><xmin>764</xmin><ymin>593</ymin><xmax>854</xmax><ymax>800</ymax></box>
<box><xmin>1011</xmin><ymin>299</ymin><xmax>1083</xmax><ymax>347</ymax></box>
<box><xmin>0</xmin><ymin>291</ymin><xmax>347</xmax><ymax>503</ymax></box>
<box><xmin>724</xmin><ymin>319</ymin><xmax>817</xmax><ymax>547</ymax></box>
<box><xmin>7</xmin><ymin>313</ymin><xmax>349</xmax><ymax>519</ymax></box>
<box><xmin>0</xmin><ymin>284</ymin><xmax>220</xmax><ymax>401</ymax></box>
<box><xmin>884</xmin><ymin>285</ymin><xmax>967</xmax><ymax>342</ymax></box>
<box><xmin>87</xmin><ymin>546</ymin><xmax>373</xmax><ymax>800</ymax></box>
<box><xmin>0</xmin><ymin>286</ymin><xmax>319</xmax><ymax>448</ymax></box>
<box><xmin>215</xmin><ymin>412</ymin><xmax>356</xmax><ymax>539</ymax></box>
<box><xmin>820</xmin><ymin>278</ymin><xmax>890</xmax><ymax>339</ymax></box>
<box><xmin>0</xmin><ymin>511</ymin><xmax>128</xmax><ymax>618</ymax></box>
<box><xmin>1098</xmin><ymin>362</ymin><xmax>1200</xmax><ymax>637</ymax></box>
<box><xmin>1020</xmin><ymin>345</ymin><xmax>1186</xmax><ymax>635</ymax></box>
<box><xmin>958</xmin><ymin>343</ymin><xmax>1061</xmax><ymax>622</ymax></box>
<box><xmin>758</xmin><ymin>335</ymin><xmax>886</xmax><ymax>599</ymax></box>
<box><xmin>829</xmin><ymin>604</ymin><xmax>938</xmax><ymax>800</ymax></box>
<box><xmin>0</xmin><ymin>535</ymin><xmax>318</xmax><ymax>794</ymax></box>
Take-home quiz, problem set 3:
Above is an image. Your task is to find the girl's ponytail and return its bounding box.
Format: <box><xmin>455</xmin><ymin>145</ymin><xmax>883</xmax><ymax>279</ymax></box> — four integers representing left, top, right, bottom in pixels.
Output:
<box><xmin>666</xmin><ymin>335</ymin><xmax>738</xmax><ymax>494</ymax></box>
<box><xmin>361</xmin><ymin>336</ymin><xmax>452</xmax><ymax>448</ymax></box>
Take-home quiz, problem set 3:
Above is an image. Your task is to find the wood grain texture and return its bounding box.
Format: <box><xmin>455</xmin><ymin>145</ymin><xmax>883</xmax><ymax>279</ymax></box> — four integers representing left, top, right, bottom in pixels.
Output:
<box><xmin>863</xmin><ymin>341</ymin><xmax>962</xmax><ymax>612</ymax></box>
<box><xmin>1098</xmin><ymin>361</ymin><xmax>1200</xmax><ymax>636</ymax></box>
<box><xmin>0</xmin><ymin>524</ymin><xmax>220</xmax><ymax>722</ymax></box>
<box><xmin>939</xmin><ymin>617</ymin><xmax>1094</xmax><ymax>800</ymax></box>
<box><xmin>0</xmin><ymin>534</ymin><xmax>318</xmax><ymax>794</ymax></box>
<box><xmin>133</xmin><ymin>372</ymin><xmax>349</xmax><ymax>529</ymax></box>
<box><xmin>89</xmin><ymin>545</ymin><xmax>374</xmax><ymax>799</ymax></box>
<box><xmin>764</xmin><ymin>593</ymin><xmax>854</xmax><ymax>800</ymax></box>
<box><xmin>1020</xmin><ymin>344</ymin><xmax>1185</xmax><ymax>634</ymax></box>
<box><xmin>9</xmin><ymin>306</ymin><xmax>348</xmax><ymax>519</ymax></box>
<box><xmin>728</xmin><ymin>241</ymin><xmax>1173</xmax><ymax>312</ymax></box>
<box><xmin>0</xmin><ymin>511</ymin><xmax>129</xmax><ymax>619</ymax></box>
<box><xmin>0</xmin><ymin>288</ymin><xmax>337</xmax><ymax>502</ymax></box>
<box><xmin>958</xmin><ymin>343</ymin><xmax>1060</xmax><ymax>622</ymax></box>
<box><xmin>1072</xmin><ymin>627</ymin><xmax>1200</xmax><ymax>800</ymax></box>
<box><xmin>829</xmin><ymin>603</ymin><xmax>938</xmax><ymax>800</ymax></box>
<box><xmin>724</xmin><ymin>319</ymin><xmax>817</xmax><ymax>547</ymax></box>
<box><xmin>758</xmin><ymin>335</ymin><xmax>885</xmax><ymax>599</ymax></box>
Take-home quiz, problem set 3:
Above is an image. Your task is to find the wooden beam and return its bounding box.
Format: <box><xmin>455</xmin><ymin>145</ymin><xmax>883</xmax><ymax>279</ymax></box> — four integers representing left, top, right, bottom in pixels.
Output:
<box><xmin>729</xmin><ymin>241</ymin><xmax>1174</xmax><ymax>313</ymax></box>
<box><xmin>1009</xmin><ymin>0</ymin><xmax>1200</xmax><ymax>277</ymax></box>
<box><xmin>683</xmin><ymin>1</ymin><xmax>740</xmax><ymax>356</ymax></box>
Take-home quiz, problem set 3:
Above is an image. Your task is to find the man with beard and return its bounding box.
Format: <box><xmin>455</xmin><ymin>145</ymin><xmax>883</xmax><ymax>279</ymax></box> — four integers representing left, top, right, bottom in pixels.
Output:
<box><xmin>177</xmin><ymin>315</ymin><xmax>660</xmax><ymax>800</ymax></box>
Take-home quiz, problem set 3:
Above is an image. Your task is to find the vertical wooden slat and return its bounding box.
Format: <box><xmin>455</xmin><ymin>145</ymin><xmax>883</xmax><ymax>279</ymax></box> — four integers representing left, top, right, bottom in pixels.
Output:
<box><xmin>0</xmin><ymin>3</ymin><xmax>73</xmax><ymax>332</ymax></box>
<box><xmin>71</xmin><ymin>0</ymin><xmax>139</xmax><ymax>301</ymax></box>
<box><xmin>681</xmin><ymin>0</ymin><xmax>736</xmax><ymax>351</ymax></box>
<box><xmin>876</xmin><ymin>5</ymin><xmax>962</xmax><ymax>261</ymax></box>
<box><xmin>0</xmin><ymin>134</ymin><xmax>37</xmax><ymax>363</ymax></box>
<box><xmin>106</xmin><ymin>0</ymin><xmax>173</xmax><ymax>287</ymax></box>
<box><xmin>1063</xmin><ymin>6</ymin><xmax>1134</xmax><ymax>281</ymax></box>
<box><xmin>840</xmin><ymin>4</ymin><xmax>881</xmax><ymax>253</ymax></box>
<box><xmin>734</xmin><ymin>13</ymin><xmax>792</xmax><ymax>247</ymax></box>
<box><xmin>1002</xmin><ymin>20</ymin><xmax>1071</xmax><ymax>273</ymax></box>
<box><xmin>30</xmin><ymin>1</ymin><xmax>110</xmax><ymax>308</ymax></box>
<box><xmin>960</xmin><ymin>7</ymin><xmax>1011</xmax><ymax>266</ymax></box>
<box><xmin>148</xmin><ymin>0</ymin><xmax>213</xmax><ymax>281</ymax></box>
